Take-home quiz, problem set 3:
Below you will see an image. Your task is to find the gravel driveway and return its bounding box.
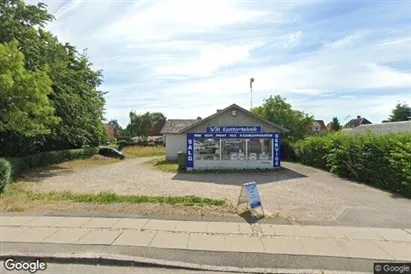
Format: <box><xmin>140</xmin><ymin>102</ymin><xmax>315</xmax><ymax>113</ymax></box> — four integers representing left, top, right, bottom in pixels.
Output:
<box><xmin>26</xmin><ymin>158</ymin><xmax>410</xmax><ymax>224</ymax></box>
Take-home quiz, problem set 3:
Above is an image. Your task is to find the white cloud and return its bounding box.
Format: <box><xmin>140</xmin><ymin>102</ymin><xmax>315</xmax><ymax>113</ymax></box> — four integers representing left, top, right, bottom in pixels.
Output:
<box><xmin>98</xmin><ymin>0</ymin><xmax>270</xmax><ymax>42</ymax></box>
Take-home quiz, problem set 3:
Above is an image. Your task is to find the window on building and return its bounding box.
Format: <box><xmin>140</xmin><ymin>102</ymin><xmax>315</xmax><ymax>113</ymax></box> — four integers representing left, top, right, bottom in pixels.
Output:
<box><xmin>221</xmin><ymin>139</ymin><xmax>246</xmax><ymax>160</ymax></box>
<box><xmin>247</xmin><ymin>139</ymin><xmax>272</xmax><ymax>160</ymax></box>
<box><xmin>194</xmin><ymin>139</ymin><xmax>221</xmax><ymax>160</ymax></box>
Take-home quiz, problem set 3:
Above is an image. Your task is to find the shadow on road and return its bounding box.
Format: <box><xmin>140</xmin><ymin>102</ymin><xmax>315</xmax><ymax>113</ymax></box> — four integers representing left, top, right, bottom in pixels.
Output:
<box><xmin>19</xmin><ymin>166</ymin><xmax>74</xmax><ymax>183</ymax></box>
<box><xmin>171</xmin><ymin>167</ymin><xmax>307</xmax><ymax>185</ymax></box>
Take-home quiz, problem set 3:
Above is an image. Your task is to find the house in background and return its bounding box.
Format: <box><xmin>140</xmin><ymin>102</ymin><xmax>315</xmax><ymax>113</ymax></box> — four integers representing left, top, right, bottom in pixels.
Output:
<box><xmin>350</xmin><ymin>121</ymin><xmax>411</xmax><ymax>135</ymax></box>
<box><xmin>344</xmin><ymin>115</ymin><xmax>372</xmax><ymax>128</ymax></box>
<box><xmin>131</xmin><ymin>121</ymin><xmax>167</xmax><ymax>142</ymax></box>
<box><xmin>311</xmin><ymin>120</ymin><xmax>327</xmax><ymax>133</ymax></box>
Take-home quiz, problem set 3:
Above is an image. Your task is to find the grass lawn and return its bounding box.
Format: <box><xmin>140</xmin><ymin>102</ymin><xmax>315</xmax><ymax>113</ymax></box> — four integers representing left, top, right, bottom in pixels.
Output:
<box><xmin>122</xmin><ymin>146</ymin><xmax>165</xmax><ymax>158</ymax></box>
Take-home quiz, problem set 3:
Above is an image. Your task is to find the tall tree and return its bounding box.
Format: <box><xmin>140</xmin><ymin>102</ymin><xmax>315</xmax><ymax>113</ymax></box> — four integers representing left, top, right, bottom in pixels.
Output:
<box><xmin>0</xmin><ymin>40</ymin><xmax>59</xmax><ymax>136</ymax></box>
<box><xmin>330</xmin><ymin>117</ymin><xmax>342</xmax><ymax>131</ymax></box>
<box><xmin>150</xmin><ymin>112</ymin><xmax>166</xmax><ymax>124</ymax></box>
<box><xmin>252</xmin><ymin>95</ymin><xmax>313</xmax><ymax>142</ymax></box>
<box><xmin>388</xmin><ymin>103</ymin><xmax>411</xmax><ymax>122</ymax></box>
<box><xmin>108</xmin><ymin>119</ymin><xmax>121</xmax><ymax>138</ymax></box>
<box><xmin>0</xmin><ymin>0</ymin><xmax>107</xmax><ymax>155</ymax></box>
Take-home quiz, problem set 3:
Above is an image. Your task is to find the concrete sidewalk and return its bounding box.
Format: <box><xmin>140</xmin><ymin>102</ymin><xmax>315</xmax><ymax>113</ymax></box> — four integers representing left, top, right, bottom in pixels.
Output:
<box><xmin>1</xmin><ymin>215</ymin><xmax>410</xmax><ymax>261</ymax></box>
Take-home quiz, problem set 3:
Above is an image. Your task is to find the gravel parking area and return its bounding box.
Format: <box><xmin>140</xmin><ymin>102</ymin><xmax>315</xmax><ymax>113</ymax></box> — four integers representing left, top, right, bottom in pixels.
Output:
<box><xmin>25</xmin><ymin>158</ymin><xmax>410</xmax><ymax>223</ymax></box>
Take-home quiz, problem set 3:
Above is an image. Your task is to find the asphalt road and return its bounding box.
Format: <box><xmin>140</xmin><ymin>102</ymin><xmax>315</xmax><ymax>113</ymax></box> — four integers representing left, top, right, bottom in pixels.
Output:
<box><xmin>0</xmin><ymin>261</ymin><xmax>231</xmax><ymax>274</ymax></box>
<box><xmin>1</xmin><ymin>242</ymin><xmax>383</xmax><ymax>273</ymax></box>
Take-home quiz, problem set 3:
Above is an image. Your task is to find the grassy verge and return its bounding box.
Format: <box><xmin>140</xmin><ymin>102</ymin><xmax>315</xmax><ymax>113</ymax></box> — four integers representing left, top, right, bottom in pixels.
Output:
<box><xmin>27</xmin><ymin>191</ymin><xmax>224</xmax><ymax>206</ymax></box>
<box><xmin>122</xmin><ymin>146</ymin><xmax>165</xmax><ymax>158</ymax></box>
<box><xmin>146</xmin><ymin>158</ymin><xmax>178</xmax><ymax>173</ymax></box>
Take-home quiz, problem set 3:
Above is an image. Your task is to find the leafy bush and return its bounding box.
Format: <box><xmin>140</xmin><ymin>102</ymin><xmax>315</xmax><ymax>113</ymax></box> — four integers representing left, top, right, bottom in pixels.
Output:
<box><xmin>280</xmin><ymin>139</ymin><xmax>297</xmax><ymax>161</ymax></box>
<box><xmin>0</xmin><ymin>158</ymin><xmax>12</xmax><ymax>192</ymax></box>
<box><xmin>295</xmin><ymin>133</ymin><xmax>411</xmax><ymax>196</ymax></box>
<box><xmin>5</xmin><ymin>147</ymin><xmax>98</xmax><ymax>179</ymax></box>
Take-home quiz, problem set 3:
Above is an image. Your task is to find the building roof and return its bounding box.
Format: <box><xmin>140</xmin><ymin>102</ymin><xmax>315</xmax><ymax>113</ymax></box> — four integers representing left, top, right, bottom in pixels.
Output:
<box><xmin>344</xmin><ymin>116</ymin><xmax>372</xmax><ymax>128</ymax></box>
<box><xmin>179</xmin><ymin>104</ymin><xmax>289</xmax><ymax>133</ymax></box>
<box><xmin>350</xmin><ymin>121</ymin><xmax>411</xmax><ymax>135</ymax></box>
<box><xmin>312</xmin><ymin>120</ymin><xmax>327</xmax><ymax>131</ymax></box>
<box><xmin>149</xmin><ymin>121</ymin><xmax>166</xmax><ymax>136</ymax></box>
<box><xmin>160</xmin><ymin>119</ymin><xmax>199</xmax><ymax>134</ymax></box>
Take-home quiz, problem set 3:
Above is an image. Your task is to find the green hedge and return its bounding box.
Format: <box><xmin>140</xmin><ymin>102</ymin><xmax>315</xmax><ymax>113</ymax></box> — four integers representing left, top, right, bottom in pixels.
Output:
<box><xmin>295</xmin><ymin>132</ymin><xmax>411</xmax><ymax>197</ymax></box>
<box><xmin>118</xmin><ymin>140</ymin><xmax>165</xmax><ymax>150</ymax></box>
<box><xmin>4</xmin><ymin>147</ymin><xmax>98</xmax><ymax>181</ymax></box>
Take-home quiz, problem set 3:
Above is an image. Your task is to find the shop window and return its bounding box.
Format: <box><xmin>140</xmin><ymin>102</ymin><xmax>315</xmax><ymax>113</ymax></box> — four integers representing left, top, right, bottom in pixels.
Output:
<box><xmin>194</xmin><ymin>139</ymin><xmax>221</xmax><ymax>160</ymax></box>
<box><xmin>247</xmin><ymin>139</ymin><xmax>272</xmax><ymax>160</ymax></box>
<box><xmin>221</xmin><ymin>139</ymin><xmax>246</xmax><ymax>160</ymax></box>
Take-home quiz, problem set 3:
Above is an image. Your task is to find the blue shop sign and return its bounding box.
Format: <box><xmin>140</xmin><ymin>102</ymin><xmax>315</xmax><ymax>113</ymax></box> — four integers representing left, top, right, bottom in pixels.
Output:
<box><xmin>193</xmin><ymin>133</ymin><xmax>274</xmax><ymax>138</ymax></box>
<box><xmin>206</xmin><ymin>126</ymin><xmax>261</xmax><ymax>133</ymax></box>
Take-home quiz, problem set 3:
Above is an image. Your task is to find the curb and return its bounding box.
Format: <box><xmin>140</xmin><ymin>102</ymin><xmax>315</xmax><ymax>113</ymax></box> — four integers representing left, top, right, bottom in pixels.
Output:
<box><xmin>0</xmin><ymin>252</ymin><xmax>370</xmax><ymax>274</ymax></box>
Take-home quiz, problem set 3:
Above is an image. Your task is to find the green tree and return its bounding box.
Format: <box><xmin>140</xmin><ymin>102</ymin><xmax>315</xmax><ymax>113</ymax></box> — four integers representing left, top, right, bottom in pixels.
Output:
<box><xmin>0</xmin><ymin>40</ymin><xmax>59</xmax><ymax>136</ymax></box>
<box><xmin>128</xmin><ymin>111</ymin><xmax>154</xmax><ymax>139</ymax></box>
<box><xmin>388</xmin><ymin>103</ymin><xmax>411</xmax><ymax>122</ymax></box>
<box><xmin>330</xmin><ymin>117</ymin><xmax>342</xmax><ymax>131</ymax></box>
<box><xmin>252</xmin><ymin>95</ymin><xmax>313</xmax><ymax>142</ymax></box>
<box><xmin>150</xmin><ymin>112</ymin><xmax>166</xmax><ymax>124</ymax></box>
<box><xmin>0</xmin><ymin>0</ymin><xmax>107</xmax><ymax>155</ymax></box>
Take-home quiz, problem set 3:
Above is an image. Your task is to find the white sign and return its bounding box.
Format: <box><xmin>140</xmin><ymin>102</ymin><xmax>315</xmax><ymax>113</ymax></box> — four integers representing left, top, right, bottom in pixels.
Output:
<box><xmin>243</xmin><ymin>182</ymin><xmax>262</xmax><ymax>209</ymax></box>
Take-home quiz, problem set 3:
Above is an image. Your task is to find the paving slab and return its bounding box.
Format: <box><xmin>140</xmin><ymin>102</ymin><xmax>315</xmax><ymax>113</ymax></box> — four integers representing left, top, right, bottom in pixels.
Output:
<box><xmin>0</xmin><ymin>227</ymin><xmax>30</xmax><ymax>241</ymax></box>
<box><xmin>339</xmin><ymin>227</ymin><xmax>384</xmax><ymax>241</ymax></box>
<box><xmin>149</xmin><ymin>232</ymin><xmax>189</xmax><ymax>249</ymax></box>
<box><xmin>112</xmin><ymin>218</ymin><xmax>149</xmax><ymax>230</ymax></box>
<box><xmin>303</xmin><ymin>225</ymin><xmax>347</xmax><ymax>239</ymax></box>
<box><xmin>174</xmin><ymin>221</ymin><xmax>208</xmax><ymax>233</ymax></box>
<box><xmin>238</xmin><ymin>223</ymin><xmax>253</xmax><ymax>234</ymax></box>
<box><xmin>405</xmin><ymin>229</ymin><xmax>411</xmax><ymax>235</ymax></box>
<box><xmin>225</xmin><ymin>235</ymin><xmax>264</xmax><ymax>253</ymax></box>
<box><xmin>82</xmin><ymin>218</ymin><xmax>120</xmax><ymax>229</ymax></box>
<box><xmin>1</xmin><ymin>216</ymin><xmax>38</xmax><ymax>226</ymax></box>
<box><xmin>52</xmin><ymin>217</ymin><xmax>91</xmax><ymax>228</ymax></box>
<box><xmin>11</xmin><ymin>227</ymin><xmax>59</xmax><ymax>243</ymax></box>
<box><xmin>187</xmin><ymin>234</ymin><xmax>225</xmax><ymax>251</ymax></box>
<box><xmin>207</xmin><ymin>222</ymin><xmax>240</xmax><ymax>234</ymax></box>
<box><xmin>24</xmin><ymin>217</ymin><xmax>65</xmax><ymax>227</ymax></box>
<box><xmin>143</xmin><ymin>220</ymin><xmax>178</xmax><ymax>231</ymax></box>
<box><xmin>271</xmin><ymin>225</ymin><xmax>311</xmax><ymax>237</ymax></box>
<box><xmin>42</xmin><ymin>228</ymin><xmax>91</xmax><ymax>244</ymax></box>
<box><xmin>337</xmin><ymin>240</ymin><xmax>393</xmax><ymax>260</ymax></box>
<box><xmin>76</xmin><ymin>230</ymin><xmax>122</xmax><ymax>245</ymax></box>
<box><xmin>299</xmin><ymin>238</ymin><xmax>347</xmax><ymax>257</ymax></box>
<box><xmin>0</xmin><ymin>216</ymin><xmax>10</xmax><ymax>225</ymax></box>
<box><xmin>259</xmin><ymin>224</ymin><xmax>275</xmax><ymax>235</ymax></box>
<box><xmin>112</xmin><ymin>230</ymin><xmax>156</xmax><ymax>247</ymax></box>
<box><xmin>262</xmin><ymin>237</ymin><xmax>306</xmax><ymax>255</ymax></box>
<box><xmin>376</xmin><ymin>241</ymin><xmax>411</xmax><ymax>261</ymax></box>
<box><xmin>371</xmin><ymin>228</ymin><xmax>411</xmax><ymax>242</ymax></box>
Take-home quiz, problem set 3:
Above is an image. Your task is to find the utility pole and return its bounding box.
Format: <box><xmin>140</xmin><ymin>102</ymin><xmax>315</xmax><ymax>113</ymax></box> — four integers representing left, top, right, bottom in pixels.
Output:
<box><xmin>250</xmin><ymin>77</ymin><xmax>255</xmax><ymax>111</ymax></box>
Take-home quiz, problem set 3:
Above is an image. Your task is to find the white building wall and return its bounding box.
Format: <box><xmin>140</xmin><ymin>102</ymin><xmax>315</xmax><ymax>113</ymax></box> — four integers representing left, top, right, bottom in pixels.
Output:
<box><xmin>165</xmin><ymin>134</ymin><xmax>186</xmax><ymax>161</ymax></box>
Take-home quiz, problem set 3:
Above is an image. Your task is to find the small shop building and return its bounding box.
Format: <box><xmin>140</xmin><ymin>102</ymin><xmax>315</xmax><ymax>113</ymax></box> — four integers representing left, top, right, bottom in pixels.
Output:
<box><xmin>160</xmin><ymin>104</ymin><xmax>288</xmax><ymax>170</ymax></box>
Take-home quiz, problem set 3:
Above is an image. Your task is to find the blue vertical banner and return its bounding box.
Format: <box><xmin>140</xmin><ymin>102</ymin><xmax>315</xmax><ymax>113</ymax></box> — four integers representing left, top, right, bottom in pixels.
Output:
<box><xmin>273</xmin><ymin>133</ymin><xmax>281</xmax><ymax>167</ymax></box>
<box><xmin>186</xmin><ymin>133</ymin><xmax>194</xmax><ymax>168</ymax></box>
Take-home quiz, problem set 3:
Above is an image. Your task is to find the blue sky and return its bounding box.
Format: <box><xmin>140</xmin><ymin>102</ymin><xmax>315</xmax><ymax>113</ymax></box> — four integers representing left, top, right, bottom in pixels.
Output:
<box><xmin>27</xmin><ymin>0</ymin><xmax>410</xmax><ymax>127</ymax></box>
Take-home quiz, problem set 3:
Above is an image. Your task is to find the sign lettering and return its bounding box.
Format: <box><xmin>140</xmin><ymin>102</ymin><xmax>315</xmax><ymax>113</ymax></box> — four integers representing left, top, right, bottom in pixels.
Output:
<box><xmin>207</xmin><ymin>126</ymin><xmax>262</xmax><ymax>133</ymax></box>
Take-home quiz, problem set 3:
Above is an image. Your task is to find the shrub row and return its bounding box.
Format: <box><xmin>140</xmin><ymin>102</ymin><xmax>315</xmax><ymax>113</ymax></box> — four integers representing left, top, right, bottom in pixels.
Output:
<box><xmin>294</xmin><ymin>132</ymin><xmax>411</xmax><ymax>196</ymax></box>
<box><xmin>117</xmin><ymin>140</ymin><xmax>164</xmax><ymax>150</ymax></box>
<box><xmin>0</xmin><ymin>148</ymin><xmax>98</xmax><ymax>191</ymax></box>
